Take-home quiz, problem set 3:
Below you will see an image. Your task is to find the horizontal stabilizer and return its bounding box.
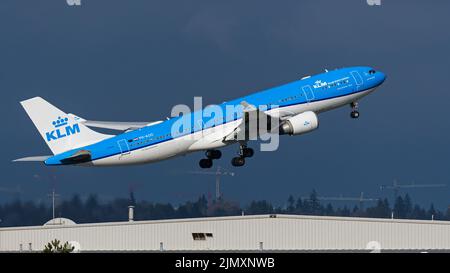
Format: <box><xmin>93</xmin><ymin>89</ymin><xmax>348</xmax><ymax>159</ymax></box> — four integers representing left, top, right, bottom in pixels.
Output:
<box><xmin>13</xmin><ymin>155</ymin><xmax>52</xmax><ymax>162</ymax></box>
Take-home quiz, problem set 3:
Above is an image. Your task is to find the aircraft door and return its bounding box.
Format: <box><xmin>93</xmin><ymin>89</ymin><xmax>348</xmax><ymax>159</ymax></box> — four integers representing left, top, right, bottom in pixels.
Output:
<box><xmin>302</xmin><ymin>85</ymin><xmax>315</xmax><ymax>103</ymax></box>
<box><xmin>117</xmin><ymin>139</ymin><xmax>130</xmax><ymax>156</ymax></box>
<box><xmin>350</xmin><ymin>71</ymin><xmax>363</xmax><ymax>91</ymax></box>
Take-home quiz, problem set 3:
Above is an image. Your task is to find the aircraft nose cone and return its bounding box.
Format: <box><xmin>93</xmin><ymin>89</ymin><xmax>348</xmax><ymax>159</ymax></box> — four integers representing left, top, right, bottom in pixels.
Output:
<box><xmin>377</xmin><ymin>71</ymin><xmax>386</xmax><ymax>85</ymax></box>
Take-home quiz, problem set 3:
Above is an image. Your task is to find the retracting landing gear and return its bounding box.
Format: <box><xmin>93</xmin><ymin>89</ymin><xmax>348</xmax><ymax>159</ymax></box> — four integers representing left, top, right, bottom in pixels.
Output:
<box><xmin>240</xmin><ymin>146</ymin><xmax>254</xmax><ymax>158</ymax></box>
<box><xmin>205</xmin><ymin>150</ymin><xmax>222</xmax><ymax>160</ymax></box>
<box><xmin>350</xmin><ymin>101</ymin><xmax>360</xmax><ymax>119</ymax></box>
<box><xmin>199</xmin><ymin>150</ymin><xmax>222</xmax><ymax>168</ymax></box>
<box><xmin>231</xmin><ymin>157</ymin><xmax>245</xmax><ymax>167</ymax></box>
<box><xmin>231</xmin><ymin>143</ymin><xmax>254</xmax><ymax>167</ymax></box>
<box><xmin>199</xmin><ymin>158</ymin><xmax>213</xmax><ymax>168</ymax></box>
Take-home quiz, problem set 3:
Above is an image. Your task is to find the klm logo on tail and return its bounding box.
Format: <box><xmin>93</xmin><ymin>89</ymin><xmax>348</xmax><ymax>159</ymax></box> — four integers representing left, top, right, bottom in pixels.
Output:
<box><xmin>46</xmin><ymin>117</ymin><xmax>80</xmax><ymax>142</ymax></box>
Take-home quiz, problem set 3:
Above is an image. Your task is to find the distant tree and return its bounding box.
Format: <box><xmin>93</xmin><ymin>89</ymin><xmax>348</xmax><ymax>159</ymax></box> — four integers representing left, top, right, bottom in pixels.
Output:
<box><xmin>411</xmin><ymin>204</ymin><xmax>426</xmax><ymax>219</ymax></box>
<box><xmin>85</xmin><ymin>194</ymin><xmax>100</xmax><ymax>222</ymax></box>
<box><xmin>2</xmin><ymin>191</ymin><xmax>450</xmax><ymax>227</ymax></box>
<box><xmin>149</xmin><ymin>203</ymin><xmax>175</xmax><ymax>219</ymax></box>
<box><xmin>287</xmin><ymin>195</ymin><xmax>295</xmax><ymax>213</ymax></box>
<box><xmin>207</xmin><ymin>199</ymin><xmax>240</xmax><ymax>216</ymax></box>
<box><xmin>308</xmin><ymin>190</ymin><xmax>321</xmax><ymax>215</ymax></box>
<box><xmin>105</xmin><ymin>198</ymin><xmax>129</xmax><ymax>222</ymax></box>
<box><xmin>428</xmin><ymin>204</ymin><xmax>437</xmax><ymax>220</ymax></box>
<box><xmin>129</xmin><ymin>190</ymin><xmax>137</xmax><ymax>207</ymax></box>
<box><xmin>382</xmin><ymin>199</ymin><xmax>391</xmax><ymax>216</ymax></box>
<box><xmin>176</xmin><ymin>197</ymin><xmax>209</xmax><ymax>218</ymax></box>
<box><xmin>295</xmin><ymin>197</ymin><xmax>304</xmax><ymax>214</ymax></box>
<box><xmin>446</xmin><ymin>207</ymin><xmax>450</xmax><ymax>221</ymax></box>
<box><xmin>337</xmin><ymin>206</ymin><xmax>351</xmax><ymax>217</ymax></box>
<box><xmin>366</xmin><ymin>199</ymin><xmax>390</xmax><ymax>218</ymax></box>
<box><xmin>352</xmin><ymin>205</ymin><xmax>360</xmax><ymax>216</ymax></box>
<box><xmin>324</xmin><ymin>203</ymin><xmax>334</xmax><ymax>216</ymax></box>
<box><xmin>273</xmin><ymin>206</ymin><xmax>284</xmax><ymax>214</ymax></box>
<box><xmin>246</xmin><ymin>200</ymin><xmax>273</xmax><ymax>215</ymax></box>
<box><xmin>61</xmin><ymin>194</ymin><xmax>84</xmax><ymax>222</ymax></box>
<box><xmin>394</xmin><ymin>196</ymin><xmax>406</xmax><ymax>219</ymax></box>
<box><xmin>403</xmin><ymin>194</ymin><xmax>413</xmax><ymax>219</ymax></box>
<box><xmin>194</xmin><ymin>195</ymin><xmax>208</xmax><ymax>217</ymax></box>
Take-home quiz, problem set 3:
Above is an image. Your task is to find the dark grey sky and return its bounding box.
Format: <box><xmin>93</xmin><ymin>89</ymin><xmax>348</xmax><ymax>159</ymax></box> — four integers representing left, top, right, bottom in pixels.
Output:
<box><xmin>1</xmin><ymin>0</ymin><xmax>450</xmax><ymax>209</ymax></box>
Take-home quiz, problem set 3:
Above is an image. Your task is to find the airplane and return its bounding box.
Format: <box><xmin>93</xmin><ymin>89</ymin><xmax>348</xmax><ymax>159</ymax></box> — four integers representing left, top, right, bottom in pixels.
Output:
<box><xmin>14</xmin><ymin>66</ymin><xmax>386</xmax><ymax>168</ymax></box>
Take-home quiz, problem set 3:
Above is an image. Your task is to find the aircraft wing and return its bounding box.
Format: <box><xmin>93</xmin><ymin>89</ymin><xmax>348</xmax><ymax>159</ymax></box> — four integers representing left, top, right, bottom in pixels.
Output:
<box><xmin>189</xmin><ymin>101</ymin><xmax>278</xmax><ymax>150</ymax></box>
<box><xmin>68</xmin><ymin>114</ymin><xmax>163</xmax><ymax>131</ymax></box>
<box><xmin>82</xmin><ymin>120</ymin><xmax>162</xmax><ymax>131</ymax></box>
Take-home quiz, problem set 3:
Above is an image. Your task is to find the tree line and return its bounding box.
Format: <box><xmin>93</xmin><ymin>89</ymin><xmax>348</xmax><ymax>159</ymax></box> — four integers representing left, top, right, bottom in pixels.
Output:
<box><xmin>0</xmin><ymin>190</ymin><xmax>448</xmax><ymax>227</ymax></box>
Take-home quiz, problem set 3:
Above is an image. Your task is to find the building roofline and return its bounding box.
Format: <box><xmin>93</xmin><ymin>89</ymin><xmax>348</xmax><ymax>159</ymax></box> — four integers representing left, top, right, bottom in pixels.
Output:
<box><xmin>0</xmin><ymin>214</ymin><xmax>449</xmax><ymax>231</ymax></box>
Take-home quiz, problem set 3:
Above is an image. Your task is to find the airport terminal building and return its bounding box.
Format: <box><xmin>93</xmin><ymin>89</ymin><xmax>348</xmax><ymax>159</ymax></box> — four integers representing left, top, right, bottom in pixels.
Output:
<box><xmin>1</xmin><ymin>214</ymin><xmax>450</xmax><ymax>252</ymax></box>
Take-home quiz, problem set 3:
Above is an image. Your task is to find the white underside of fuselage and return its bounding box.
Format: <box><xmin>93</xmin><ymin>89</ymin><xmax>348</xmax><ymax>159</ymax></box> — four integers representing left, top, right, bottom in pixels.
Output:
<box><xmin>90</xmin><ymin>87</ymin><xmax>377</xmax><ymax>166</ymax></box>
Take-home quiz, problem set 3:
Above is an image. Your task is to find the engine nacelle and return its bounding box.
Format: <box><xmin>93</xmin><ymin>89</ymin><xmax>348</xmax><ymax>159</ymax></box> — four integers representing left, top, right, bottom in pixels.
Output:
<box><xmin>279</xmin><ymin>111</ymin><xmax>319</xmax><ymax>136</ymax></box>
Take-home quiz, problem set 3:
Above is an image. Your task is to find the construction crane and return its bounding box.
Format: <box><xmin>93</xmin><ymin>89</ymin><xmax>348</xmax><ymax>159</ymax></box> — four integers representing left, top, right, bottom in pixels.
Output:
<box><xmin>380</xmin><ymin>179</ymin><xmax>447</xmax><ymax>201</ymax></box>
<box><xmin>302</xmin><ymin>192</ymin><xmax>379</xmax><ymax>209</ymax></box>
<box><xmin>189</xmin><ymin>166</ymin><xmax>235</xmax><ymax>200</ymax></box>
<box><xmin>32</xmin><ymin>172</ymin><xmax>61</xmax><ymax>219</ymax></box>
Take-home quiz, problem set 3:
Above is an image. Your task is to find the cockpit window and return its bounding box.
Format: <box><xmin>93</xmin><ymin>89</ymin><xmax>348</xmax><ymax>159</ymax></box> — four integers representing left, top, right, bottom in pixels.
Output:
<box><xmin>369</xmin><ymin>70</ymin><xmax>376</xmax><ymax>75</ymax></box>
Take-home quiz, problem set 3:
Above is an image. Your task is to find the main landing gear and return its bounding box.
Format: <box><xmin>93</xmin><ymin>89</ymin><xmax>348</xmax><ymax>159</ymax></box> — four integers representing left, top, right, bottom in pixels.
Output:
<box><xmin>198</xmin><ymin>145</ymin><xmax>254</xmax><ymax>168</ymax></box>
<box><xmin>231</xmin><ymin>144</ymin><xmax>254</xmax><ymax>167</ymax></box>
<box><xmin>199</xmin><ymin>149</ymin><xmax>222</xmax><ymax>168</ymax></box>
<box><xmin>350</xmin><ymin>102</ymin><xmax>360</xmax><ymax>119</ymax></box>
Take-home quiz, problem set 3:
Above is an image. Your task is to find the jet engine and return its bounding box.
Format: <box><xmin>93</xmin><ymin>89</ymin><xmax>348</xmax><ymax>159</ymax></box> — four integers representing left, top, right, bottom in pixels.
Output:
<box><xmin>279</xmin><ymin>111</ymin><xmax>319</xmax><ymax>135</ymax></box>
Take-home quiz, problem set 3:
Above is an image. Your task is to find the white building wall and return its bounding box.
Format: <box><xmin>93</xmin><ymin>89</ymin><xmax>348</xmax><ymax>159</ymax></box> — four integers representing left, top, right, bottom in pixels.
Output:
<box><xmin>1</xmin><ymin>214</ymin><xmax>450</xmax><ymax>252</ymax></box>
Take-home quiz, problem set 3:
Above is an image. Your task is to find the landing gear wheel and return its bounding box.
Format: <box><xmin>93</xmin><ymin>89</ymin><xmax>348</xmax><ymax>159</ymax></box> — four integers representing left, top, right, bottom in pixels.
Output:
<box><xmin>242</xmin><ymin>148</ymin><xmax>254</xmax><ymax>158</ymax></box>
<box><xmin>205</xmin><ymin>150</ymin><xmax>222</xmax><ymax>160</ymax></box>
<box><xmin>350</xmin><ymin>102</ymin><xmax>360</xmax><ymax>119</ymax></box>
<box><xmin>199</xmin><ymin>158</ymin><xmax>213</xmax><ymax>168</ymax></box>
<box><xmin>231</xmin><ymin>157</ymin><xmax>245</xmax><ymax>167</ymax></box>
<box><xmin>350</xmin><ymin>111</ymin><xmax>360</xmax><ymax>119</ymax></box>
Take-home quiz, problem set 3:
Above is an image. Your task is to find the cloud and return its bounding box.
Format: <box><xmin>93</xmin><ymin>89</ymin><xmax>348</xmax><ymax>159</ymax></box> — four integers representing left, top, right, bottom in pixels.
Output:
<box><xmin>183</xmin><ymin>3</ymin><xmax>241</xmax><ymax>51</ymax></box>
